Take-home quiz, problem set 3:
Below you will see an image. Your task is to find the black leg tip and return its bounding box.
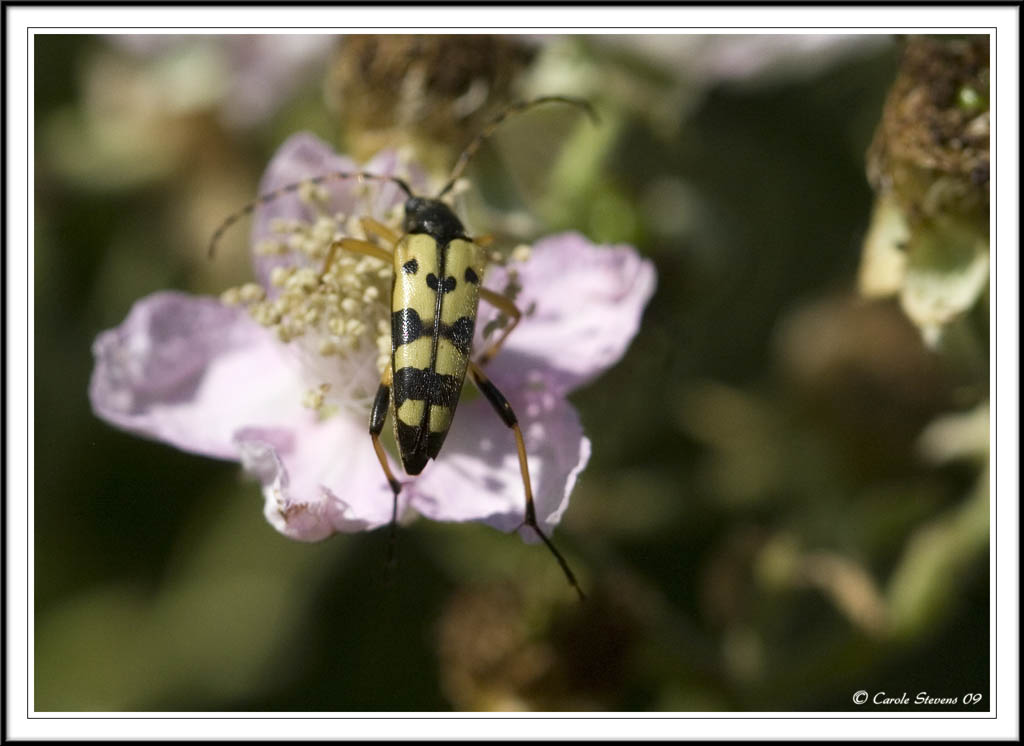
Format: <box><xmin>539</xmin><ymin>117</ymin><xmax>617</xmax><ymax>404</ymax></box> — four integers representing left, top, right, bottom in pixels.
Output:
<box><xmin>521</xmin><ymin>520</ymin><xmax>586</xmax><ymax>603</ymax></box>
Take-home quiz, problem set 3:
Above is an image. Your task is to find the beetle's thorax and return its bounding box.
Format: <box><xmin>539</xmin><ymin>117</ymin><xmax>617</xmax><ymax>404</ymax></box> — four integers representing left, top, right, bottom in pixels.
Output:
<box><xmin>403</xmin><ymin>197</ymin><xmax>467</xmax><ymax>245</ymax></box>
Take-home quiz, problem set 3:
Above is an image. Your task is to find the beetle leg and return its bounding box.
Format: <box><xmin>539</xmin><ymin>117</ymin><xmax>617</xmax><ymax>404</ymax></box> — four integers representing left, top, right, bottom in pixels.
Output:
<box><xmin>322</xmin><ymin>237</ymin><xmax>393</xmax><ymax>280</ymax></box>
<box><xmin>472</xmin><ymin>233</ymin><xmax>495</xmax><ymax>248</ymax></box>
<box><xmin>477</xmin><ymin>288</ymin><xmax>522</xmax><ymax>366</ymax></box>
<box><xmin>360</xmin><ymin>216</ymin><xmax>401</xmax><ymax>248</ymax></box>
<box><xmin>467</xmin><ymin>361</ymin><xmax>585</xmax><ymax>601</ymax></box>
<box><xmin>369</xmin><ymin>363</ymin><xmax>403</xmax><ymax>568</ymax></box>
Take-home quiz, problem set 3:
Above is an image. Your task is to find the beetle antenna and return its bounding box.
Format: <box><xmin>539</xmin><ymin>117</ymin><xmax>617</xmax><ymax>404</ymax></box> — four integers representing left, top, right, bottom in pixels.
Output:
<box><xmin>436</xmin><ymin>95</ymin><xmax>598</xmax><ymax>200</ymax></box>
<box><xmin>208</xmin><ymin>171</ymin><xmax>413</xmax><ymax>258</ymax></box>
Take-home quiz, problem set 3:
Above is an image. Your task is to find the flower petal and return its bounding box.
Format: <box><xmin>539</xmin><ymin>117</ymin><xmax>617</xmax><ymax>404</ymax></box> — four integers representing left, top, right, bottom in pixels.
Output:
<box><xmin>408</xmin><ymin>385</ymin><xmax>591</xmax><ymax>538</ymax></box>
<box><xmin>91</xmin><ymin>290</ymin><xmax>399</xmax><ymax>539</ymax></box>
<box><xmin>476</xmin><ymin>232</ymin><xmax>656</xmax><ymax>396</ymax></box>
<box><xmin>90</xmin><ymin>291</ymin><xmax>309</xmax><ymax>459</ymax></box>
<box><xmin>235</xmin><ymin>417</ymin><xmax>397</xmax><ymax>542</ymax></box>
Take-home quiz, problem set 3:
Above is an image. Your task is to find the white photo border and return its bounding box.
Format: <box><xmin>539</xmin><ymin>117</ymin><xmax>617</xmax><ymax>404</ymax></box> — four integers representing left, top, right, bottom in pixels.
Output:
<box><xmin>6</xmin><ymin>3</ymin><xmax>1019</xmax><ymax>741</ymax></box>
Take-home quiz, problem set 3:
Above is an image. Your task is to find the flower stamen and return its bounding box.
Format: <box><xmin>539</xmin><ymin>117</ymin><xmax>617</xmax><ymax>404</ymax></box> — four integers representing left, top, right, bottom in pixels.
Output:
<box><xmin>219</xmin><ymin>184</ymin><xmax>399</xmax><ymax>415</ymax></box>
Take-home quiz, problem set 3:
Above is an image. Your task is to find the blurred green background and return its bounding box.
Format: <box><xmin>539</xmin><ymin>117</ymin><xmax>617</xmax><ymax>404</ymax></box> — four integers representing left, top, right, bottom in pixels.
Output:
<box><xmin>34</xmin><ymin>34</ymin><xmax>990</xmax><ymax>712</ymax></box>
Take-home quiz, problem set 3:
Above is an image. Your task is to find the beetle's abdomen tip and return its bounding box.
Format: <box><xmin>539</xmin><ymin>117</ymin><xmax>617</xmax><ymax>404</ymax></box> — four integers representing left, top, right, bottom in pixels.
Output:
<box><xmin>402</xmin><ymin>452</ymin><xmax>430</xmax><ymax>476</ymax></box>
<box><xmin>396</xmin><ymin>419</ymin><xmax>430</xmax><ymax>475</ymax></box>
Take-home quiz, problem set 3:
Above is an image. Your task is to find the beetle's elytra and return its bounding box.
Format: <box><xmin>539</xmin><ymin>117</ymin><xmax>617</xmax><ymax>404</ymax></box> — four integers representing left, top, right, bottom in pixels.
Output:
<box><xmin>210</xmin><ymin>96</ymin><xmax>597</xmax><ymax>600</ymax></box>
<box><xmin>387</xmin><ymin>209</ymin><xmax>483</xmax><ymax>475</ymax></box>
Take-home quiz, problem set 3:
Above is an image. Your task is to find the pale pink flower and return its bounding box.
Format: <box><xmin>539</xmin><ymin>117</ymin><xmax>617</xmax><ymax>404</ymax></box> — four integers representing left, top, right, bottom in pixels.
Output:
<box><xmin>90</xmin><ymin>134</ymin><xmax>656</xmax><ymax>543</ymax></box>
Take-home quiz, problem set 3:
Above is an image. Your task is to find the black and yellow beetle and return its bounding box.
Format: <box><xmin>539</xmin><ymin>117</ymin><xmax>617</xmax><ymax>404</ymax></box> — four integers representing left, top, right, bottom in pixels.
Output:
<box><xmin>210</xmin><ymin>96</ymin><xmax>596</xmax><ymax>599</ymax></box>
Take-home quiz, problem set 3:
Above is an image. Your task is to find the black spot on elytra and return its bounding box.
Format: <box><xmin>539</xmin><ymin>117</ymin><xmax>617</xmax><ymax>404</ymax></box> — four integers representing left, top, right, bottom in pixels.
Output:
<box><xmin>392</xmin><ymin>366</ymin><xmax>461</xmax><ymax>408</ymax></box>
<box><xmin>402</xmin><ymin>258</ymin><xmax>419</xmax><ymax>275</ymax></box>
<box><xmin>464</xmin><ymin>266</ymin><xmax>479</xmax><ymax>284</ymax></box>
<box><xmin>444</xmin><ymin>316</ymin><xmax>475</xmax><ymax>355</ymax></box>
<box><xmin>426</xmin><ymin>273</ymin><xmax>457</xmax><ymax>293</ymax></box>
<box><xmin>392</xmin><ymin>308</ymin><xmax>426</xmax><ymax>348</ymax></box>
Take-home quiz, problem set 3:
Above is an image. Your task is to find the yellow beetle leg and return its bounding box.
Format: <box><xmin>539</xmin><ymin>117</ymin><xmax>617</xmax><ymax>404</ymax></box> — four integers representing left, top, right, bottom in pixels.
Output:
<box><xmin>369</xmin><ymin>363</ymin><xmax>403</xmax><ymax>568</ymax></box>
<box><xmin>477</xmin><ymin>287</ymin><xmax>522</xmax><ymax>365</ymax></box>
<box><xmin>322</xmin><ymin>237</ymin><xmax>393</xmax><ymax>280</ymax></box>
<box><xmin>468</xmin><ymin>361</ymin><xmax>585</xmax><ymax>601</ymax></box>
<box><xmin>360</xmin><ymin>216</ymin><xmax>401</xmax><ymax>248</ymax></box>
<box><xmin>472</xmin><ymin>233</ymin><xmax>495</xmax><ymax>248</ymax></box>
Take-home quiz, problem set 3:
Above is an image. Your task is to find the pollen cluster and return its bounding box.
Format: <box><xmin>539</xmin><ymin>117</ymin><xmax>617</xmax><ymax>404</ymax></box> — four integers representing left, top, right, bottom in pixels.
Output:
<box><xmin>221</xmin><ymin>183</ymin><xmax>401</xmax><ymax>415</ymax></box>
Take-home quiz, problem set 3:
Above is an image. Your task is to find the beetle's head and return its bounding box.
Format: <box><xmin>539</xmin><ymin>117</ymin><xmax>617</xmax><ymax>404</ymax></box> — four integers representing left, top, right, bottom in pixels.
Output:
<box><xmin>403</xmin><ymin>197</ymin><xmax>467</xmax><ymax>245</ymax></box>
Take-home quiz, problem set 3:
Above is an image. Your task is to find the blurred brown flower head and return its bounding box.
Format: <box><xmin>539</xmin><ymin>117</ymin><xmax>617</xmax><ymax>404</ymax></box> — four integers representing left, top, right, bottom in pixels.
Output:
<box><xmin>327</xmin><ymin>35</ymin><xmax>536</xmax><ymax>168</ymax></box>
<box><xmin>867</xmin><ymin>35</ymin><xmax>989</xmax><ymax>227</ymax></box>
<box><xmin>859</xmin><ymin>35</ymin><xmax>990</xmax><ymax>344</ymax></box>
